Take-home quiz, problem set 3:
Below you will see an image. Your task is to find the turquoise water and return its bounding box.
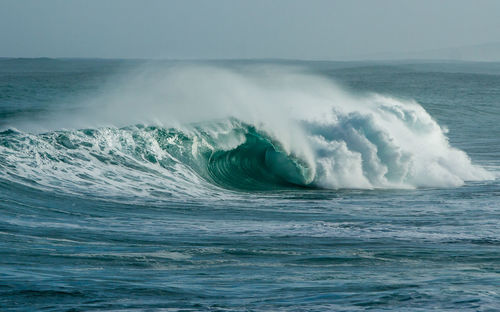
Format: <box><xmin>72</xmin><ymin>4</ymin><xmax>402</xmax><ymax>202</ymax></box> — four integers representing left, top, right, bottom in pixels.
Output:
<box><xmin>0</xmin><ymin>59</ymin><xmax>499</xmax><ymax>311</ymax></box>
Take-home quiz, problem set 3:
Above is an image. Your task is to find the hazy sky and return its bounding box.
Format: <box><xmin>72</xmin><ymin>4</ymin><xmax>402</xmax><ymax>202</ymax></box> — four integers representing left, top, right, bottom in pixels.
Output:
<box><xmin>1</xmin><ymin>0</ymin><xmax>500</xmax><ymax>60</ymax></box>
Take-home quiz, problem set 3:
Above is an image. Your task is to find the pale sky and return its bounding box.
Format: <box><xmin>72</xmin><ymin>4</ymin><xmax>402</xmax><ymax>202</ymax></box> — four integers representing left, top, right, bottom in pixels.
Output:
<box><xmin>1</xmin><ymin>0</ymin><xmax>500</xmax><ymax>60</ymax></box>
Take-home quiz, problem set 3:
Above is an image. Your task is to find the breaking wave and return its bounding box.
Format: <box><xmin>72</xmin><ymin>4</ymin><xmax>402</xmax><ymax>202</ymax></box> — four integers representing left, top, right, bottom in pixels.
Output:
<box><xmin>0</xmin><ymin>65</ymin><xmax>493</xmax><ymax>199</ymax></box>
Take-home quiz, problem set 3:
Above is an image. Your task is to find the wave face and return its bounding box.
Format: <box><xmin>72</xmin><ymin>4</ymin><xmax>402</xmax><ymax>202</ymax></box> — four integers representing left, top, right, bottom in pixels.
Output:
<box><xmin>0</xmin><ymin>66</ymin><xmax>493</xmax><ymax>197</ymax></box>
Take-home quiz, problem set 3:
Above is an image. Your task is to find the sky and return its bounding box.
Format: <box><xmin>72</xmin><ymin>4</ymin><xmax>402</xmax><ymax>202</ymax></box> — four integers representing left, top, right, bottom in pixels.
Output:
<box><xmin>1</xmin><ymin>0</ymin><xmax>500</xmax><ymax>60</ymax></box>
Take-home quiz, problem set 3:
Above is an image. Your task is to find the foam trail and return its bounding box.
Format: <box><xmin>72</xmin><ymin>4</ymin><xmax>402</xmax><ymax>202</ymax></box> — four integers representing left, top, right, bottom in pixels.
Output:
<box><xmin>0</xmin><ymin>65</ymin><xmax>493</xmax><ymax>197</ymax></box>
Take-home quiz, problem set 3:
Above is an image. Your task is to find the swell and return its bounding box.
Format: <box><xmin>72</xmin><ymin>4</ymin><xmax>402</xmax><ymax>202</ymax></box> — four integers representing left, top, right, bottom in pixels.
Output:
<box><xmin>0</xmin><ymin>115</ymin><xmax>494</xmax><ymax>200</ymax></box>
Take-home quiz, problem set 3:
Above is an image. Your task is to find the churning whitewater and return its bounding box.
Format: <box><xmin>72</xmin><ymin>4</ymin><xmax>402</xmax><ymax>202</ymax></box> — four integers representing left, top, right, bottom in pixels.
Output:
<box><xmin>0</xmin><ymin>65</ymin><xmax>492</xmax><ymax>198</ymax></box>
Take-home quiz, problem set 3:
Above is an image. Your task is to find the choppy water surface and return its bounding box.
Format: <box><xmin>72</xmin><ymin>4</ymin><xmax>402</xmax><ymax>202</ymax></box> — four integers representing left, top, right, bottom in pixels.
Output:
<box><xmin>0</xmin><ymin>59</ymin><xmax>499</xmax><ymax>311</ymax></box>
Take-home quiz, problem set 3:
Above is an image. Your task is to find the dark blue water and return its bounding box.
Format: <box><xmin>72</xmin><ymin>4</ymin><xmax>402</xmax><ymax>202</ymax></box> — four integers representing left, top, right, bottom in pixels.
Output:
<box><xmin>0</xmin><ymin>59</ymin><xmax>499</xmax><ymax>311</ymax></box>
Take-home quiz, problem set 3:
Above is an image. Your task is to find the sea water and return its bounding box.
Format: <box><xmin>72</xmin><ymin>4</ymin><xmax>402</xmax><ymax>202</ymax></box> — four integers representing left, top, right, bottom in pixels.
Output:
<box><xmin>0</xmin><ymin>59</ymin><xmax>499</xmax><ymax>311</ymax></box>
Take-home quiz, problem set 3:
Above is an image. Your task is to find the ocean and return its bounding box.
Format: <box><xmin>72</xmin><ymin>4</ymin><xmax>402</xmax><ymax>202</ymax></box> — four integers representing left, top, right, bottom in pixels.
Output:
<box><xmin>0</xmin><ymin>58</ymin><xmax>499</xmax><ymax>311</ymax></box>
